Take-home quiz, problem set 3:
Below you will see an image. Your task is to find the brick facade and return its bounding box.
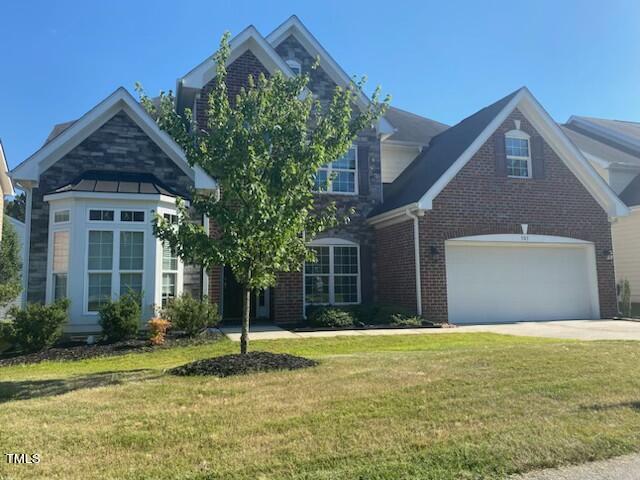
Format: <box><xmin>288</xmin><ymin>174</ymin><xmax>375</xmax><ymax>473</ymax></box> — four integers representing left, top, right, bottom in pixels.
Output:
<box><xmin>375</xmin><ymin>219</ymin><xmax>416</xmax><ymax>312</ymax></box>
<box><xmin>416</xmin><ymin>109</ymin><xmax>617</xmax><ymax>322</ymax></box>
<box><xmin>27</xmin><ymin>111</ymin><xmax>200</xmax><ymax>303</ymax></box>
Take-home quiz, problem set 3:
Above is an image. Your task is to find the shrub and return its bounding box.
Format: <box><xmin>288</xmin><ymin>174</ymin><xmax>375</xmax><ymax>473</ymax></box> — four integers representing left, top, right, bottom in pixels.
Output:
<box><xmin>308</xmin><ymin>307</ymin><xmax>355</xmax><ymax>328</ymax></box>
<box><xmin>0</xmin><ymin>220</ymin><xmax>22</xmax><ymax>308</ymax></box>
<box><xmin>7</xmin><ymin>299</ymin><xmax>70</xmax><ymax>353</ymax></box>
<box><xmin>99</xmin><ymin>292</ymin><xmax>141</xmax><ymax>342</ymax></box>
<box><xmin>148</xmin><ymin>317</ymin><xmax>171</xmax><ymax>345</ymax></box>
<box><xmin>161</xmin><ymin>294</ymin><xmax>219</xmax><ymax>336</ymax></box>
<box><xmin>0</xmin><ymin>321</ymin><xmax>15</xmax><ymax>353</ymax></box>
<box><xmin>373</xmin><ymin>305</ymin><xmax>415</xmax><ymax>325</ymax></box>
<box><xmin>389</xmin><ymin>314</ymin><xmax>423</xmax><ymax>327</ymax></box>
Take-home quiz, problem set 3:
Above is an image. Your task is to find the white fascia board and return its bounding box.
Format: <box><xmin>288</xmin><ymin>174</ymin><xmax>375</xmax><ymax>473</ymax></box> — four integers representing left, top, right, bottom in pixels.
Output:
<box><xmin>181</xmin><ymin>26</ymin><xmax>295</xmax><ymax>90</ymax></box>
<box><xmin>417</xmin><ymin>88</ymin><xmax>629</xmax><ymax>218</ymax></box>
<box><xmin>447</xmin><ymin>234</ymin><xmax>593</xmax><ymax>245</ymax></box>
<box><xmin>11</xmin><ymin>87</ymin><xmax>216</xmax><ymax>191</ymax></box>
<box><xmin>266</xmin><ymin>16</ymin><xmax>371</xmax><ymax>111</ymax></box>
<box><xmin>0</xmin><ymin>142</ymin><xmax>15</xmax><ymax>196</ymax></box>
<box><xmin>43</xmin><ymin>190</ymin><xmax>180</xmax><ymax>205</ymax></box>
<box><xmin>194</xmin><ymin>165</ymin><xmax>218</xmax><ymax>191</ymax></box>
<box><xmin>367</xmin><ymin>203</ymin><xmax>420</xmax><ymax>227</ymax></box>
<box><xmin>568</xmin><ymin>116</ymin><xmax>640</xmax><ymax>153</ymax></box>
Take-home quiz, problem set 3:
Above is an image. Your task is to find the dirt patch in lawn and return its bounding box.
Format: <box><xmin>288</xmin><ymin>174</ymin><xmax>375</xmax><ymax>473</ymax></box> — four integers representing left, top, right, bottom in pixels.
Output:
<box><xmin>170</xmin><ymin>351</ymin><xmax>318</xmax><ymax>377</ymax></box>
<box><xmin>0</xmin><ymin>333</ymin><xmax>223</xmax><ymax>367</ymax></box>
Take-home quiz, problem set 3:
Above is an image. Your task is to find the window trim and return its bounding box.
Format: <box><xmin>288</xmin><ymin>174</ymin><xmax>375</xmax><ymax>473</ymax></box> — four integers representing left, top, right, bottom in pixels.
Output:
<box><xmin>505</xmin><ymin>130</ymin><xmax>532</xmax><ymax>179</ymax></box>
<box><xmin>303</xmin><ymin>238</ymin><xmax>361</xmax><ymax>307</ymax></box>
<box><xmin>53</xmin><ymin>209</ymin><xmax>71</xmax><ymax>224</ymax></box>
<box><xmin>314</xmin><ymin>146</ymin><xmax>358</xmax><ymax>195</ymax></box>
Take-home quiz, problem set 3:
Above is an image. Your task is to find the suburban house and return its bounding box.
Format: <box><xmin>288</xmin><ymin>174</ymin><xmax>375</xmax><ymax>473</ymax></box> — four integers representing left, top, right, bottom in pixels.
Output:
<box><xmin>10</xmin><ymin>15</ymin><xmax>629</xmax><ymax>333</ymax></box>
<box><xmin>562</xmin><ymin>117</ymin><xmax>640</xmax><ymax>307</ymax></box>
<box><xmin>0</xmin><ymin>140</ymin><xmax>16</xmax><ymax>239</ymax></box>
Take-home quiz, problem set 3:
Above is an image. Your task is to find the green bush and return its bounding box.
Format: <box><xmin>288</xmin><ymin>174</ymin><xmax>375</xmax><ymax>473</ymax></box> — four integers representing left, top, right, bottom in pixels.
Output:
<box><xmin>0</xmin><ymin>320</ymin><xmax>15</xmax><ymax>353</ymax></box>
<box><xmin>389</xmin><ymin>314</ymin><xmax>423</xmax><ymax>327</ymax></box>
<box><xmin>6</xmin><ymin>299</ymin><xmax>70</xmax><ymax>353</ymax></box>
<box><xmin>373</xmin><ymin>305</ymin><xmax>415</xmax><ymax>325</ymax></box>
<box><xmin>161</xmin><ymin>294</ymin><xmax>220</xmax><ymax>336</ymax></box>
<box><xmin>308</xmin><ymin>307</ymin><xmax>355</xmax><ymax>328</ymax></box>
<box><xmin>99</xmin><ymin>292</ymin><xmax>141</xmax><ymax>342</ymax></box>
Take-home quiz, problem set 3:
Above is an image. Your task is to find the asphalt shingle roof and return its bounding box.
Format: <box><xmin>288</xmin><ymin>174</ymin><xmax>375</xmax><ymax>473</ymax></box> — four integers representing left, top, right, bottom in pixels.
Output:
<box><xmin>619</xmin><ymin>175</ymin><xmax>640</xmax><ymax>207</ymax></box>
<box><xmin>384</xmin><ymin>106</ymin><xmax>448</xmax><ymax>145</ymax></box>
<box><xmin>371</xmin><ymin>88</ymin><xmax>521</xmax><ymax>217</ymax></box>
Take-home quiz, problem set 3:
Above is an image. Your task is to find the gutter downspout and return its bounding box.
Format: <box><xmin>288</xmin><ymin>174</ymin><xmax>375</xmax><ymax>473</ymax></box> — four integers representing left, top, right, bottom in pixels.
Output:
<box><xmin>405</xmin><ymin>209</ymin><xmax>423</xmax><ymax>316</ymax></box>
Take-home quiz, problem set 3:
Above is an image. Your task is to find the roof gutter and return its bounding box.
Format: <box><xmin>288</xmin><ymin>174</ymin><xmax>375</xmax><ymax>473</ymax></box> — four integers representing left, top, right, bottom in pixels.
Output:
<box><xmin>404</xmin><ymin>208</ymin><xmax>424</xmax><ymax>316</ymax></box>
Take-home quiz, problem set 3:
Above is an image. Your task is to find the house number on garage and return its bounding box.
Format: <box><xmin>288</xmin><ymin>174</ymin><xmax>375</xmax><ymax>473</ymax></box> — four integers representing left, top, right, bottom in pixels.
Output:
<box><xmin>521</xmin><ymin>235</ymin><xmax>529</xmax><ymax>241</ymax></box>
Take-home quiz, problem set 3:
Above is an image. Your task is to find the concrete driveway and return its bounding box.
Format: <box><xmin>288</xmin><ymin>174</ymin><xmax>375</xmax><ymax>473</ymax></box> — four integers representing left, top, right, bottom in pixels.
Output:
<box><xmin>221</xmin><ymin>320</ymin><xmax>640</xmax><ymax>342</ymax></box>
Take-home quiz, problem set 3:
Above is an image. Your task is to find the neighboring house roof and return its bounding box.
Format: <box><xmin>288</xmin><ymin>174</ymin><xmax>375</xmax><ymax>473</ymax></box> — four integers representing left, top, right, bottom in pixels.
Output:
<box><xmin>48</xmin><ymin>170</ymin><xmax>182</xmax><ymax>198</ymax></box>
<box><xmin>11</xmin><ymin>87</ymin><xmax>217</xmax><ymax>194</ymax></box>
<box><xmin>560</xmin><ymin>125</ymin><xmax>640</xmax><ymax>169</ymax></box>
<box><xmin>566</xmin><ymin>115</ymin><xmax>640</xmax><ymax>158</ymax></box>
<box><xmin>383</xmin><ymin>106</ymin><xmax>449</xmax><ymax>145</ymax></box>
<box><xmin>0</xmin><ymin>140</ymin><xmax>15</xmax><ymax>196</ymax></box>
<box><xmin>370</xmin><ymin>87</ymin><xmax>629</xmax><ymax>220</ymax></box>
<box><xmin>44</xmin><ymin>120</ymin><xmax>76</xmax><ymax>145</ymax></box>
<box><xmin>619</xmin><ymin>175</ymin><xmax>640</xmax><ymax>207</ymax></box>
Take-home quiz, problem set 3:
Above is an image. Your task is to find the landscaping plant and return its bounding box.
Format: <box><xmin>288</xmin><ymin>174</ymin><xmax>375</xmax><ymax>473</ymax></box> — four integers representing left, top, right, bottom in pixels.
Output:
<box><xmin>148</xmin><ymin>317</ymin><xmax>171</xmax><ymax>346</ymax></box>
<box><xmin>138</xmin><ymin>33</ymin><xmax>388</xmax><ymax>354</ymax></box>
<box><xmin>161</xmin><ymin>293</ymin><xmax>219</xmax><ymax>336</ymax></box>
<box><xmin>308</xmin><ymin>307</ymin><xmax>355</xmax><ymax>329</ymax></box>
<box><xmin>4</xmin><ymin>299</ymin><xmax>70</xmax><ymax>353</ymax></box>
<box><xmin>99</xmin><ymin>292</ymin><xmax>141</xmax><ymax>342</ymax></box>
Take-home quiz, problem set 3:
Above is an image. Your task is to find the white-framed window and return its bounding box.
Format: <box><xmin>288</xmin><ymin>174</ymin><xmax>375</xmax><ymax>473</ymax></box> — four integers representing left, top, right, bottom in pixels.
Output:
<box><xmin>314</xmin><ymin>146</ymin><xmax>358</xmax><ymax>194</ymax></box>
<box><xmin>161</xmin><ymin>243</ymin><xmax>178</xmax><ymax>307</ymax></box>
<box><xmin>52</xmin><ymin>231</ymin><xmax>69</xmax><ymax>300</ymax></box>
<box><xmin>53</xmin><ymin>210</ymin><xmax>70</xmax><ymax>224</ymax></box>
<box><xmin>120</xmin><ymin>210</ymin><xmax>145</xmax><ymax>222</ymax></box>
<box><xmin>89</xmin><ymin>209</ymin><xmax>115</xmax><ymax>222</ymax></box>
<box><xmin>286</xmin><ymin>59</ymin><xmax>301</xmax><ymax>75</ymax></box>
<box><xmin>505</xmin><ymin>130</ymin><xmax>531</xmax><ymax>178</ymax></box>
<box><xmin>87</xmin><ymin>230</ymin><xmax>114</xmax><ymax>312</ymax></box>
<box><xmin>304</xmin><ymin>240</ymin><xmax>360</xmax><ymax>305</ymax></box>
<box><xmin>119</xmin><ymin>231</ymin><xmax>144</xmax><ymax>297</ymax></box>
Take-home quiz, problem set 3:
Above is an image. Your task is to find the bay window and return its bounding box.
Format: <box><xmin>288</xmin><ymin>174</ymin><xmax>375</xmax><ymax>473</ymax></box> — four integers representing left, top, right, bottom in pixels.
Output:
<box><xmin>304</xmin><ymin>241</ymin><xmax>360</xmax><ymax>305</ymax></box>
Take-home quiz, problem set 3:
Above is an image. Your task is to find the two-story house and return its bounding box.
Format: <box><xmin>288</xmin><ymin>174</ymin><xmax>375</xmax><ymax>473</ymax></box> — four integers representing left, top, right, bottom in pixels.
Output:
<box><xmin>10</xmin><ymin>16</ymin><xmax>628</xmax><ymax>332</ymax></box>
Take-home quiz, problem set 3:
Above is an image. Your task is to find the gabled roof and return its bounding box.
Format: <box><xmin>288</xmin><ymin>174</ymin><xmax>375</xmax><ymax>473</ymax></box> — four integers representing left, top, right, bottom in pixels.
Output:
<box><xmin>11</xmin><ymin>87</ymin><xmax>217</xmax><ymax>194</ymax></box>
<box><xmin>0</xmin><ymin>141</ymin><xmax>15</xmax><ymax>196</ymax></box>
<box><xmin>619</xmin><ymin>175</ymin><xmax>640</xmax><ymax>207</ymax></box>
<box><xmin>383</xmin><ymin>106</ymin><xmax>448</xmax><ymax>145</ymax></box>
<box><xmin>44</xmin><ymin>120</ymin><xmax>76</xmax><ymax>146</ymax></box>
<box><xmin>560</xmin><ymin>125</ymin><xmax>640</xmax><ymax>169</ymax></box>
<box><xmin>370</xmin><ymin>87</ymin><xmax>629</xmax><ymax>221</ymax></box>
<box><xmin>566</xmin><ymin>115</ymin><xmax>640</xmax><ymax>157</ymax></box>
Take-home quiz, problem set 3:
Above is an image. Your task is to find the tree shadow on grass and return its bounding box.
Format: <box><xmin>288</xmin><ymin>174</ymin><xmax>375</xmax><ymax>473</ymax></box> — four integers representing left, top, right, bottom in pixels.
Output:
<box><xmin>0</xmin><ymin>369</ymin><xmax>162</xmax><ymax>403</ymax></box>
<box><xmin>581</xmin><ymin>401</ymin><xmax>640</xmax><ymax>412</ymax></box>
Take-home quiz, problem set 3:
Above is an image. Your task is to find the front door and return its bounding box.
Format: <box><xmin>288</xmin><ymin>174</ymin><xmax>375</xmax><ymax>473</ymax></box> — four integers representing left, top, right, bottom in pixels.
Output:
<box><xmin>256</xmin><ymin>288</ymin><xmax>270</xmax><ymax>320</ymax></box>
<box><xmin>222</xmin><ymin>267</ymin><xmax>271</xmax><ymax>321</ymax></box>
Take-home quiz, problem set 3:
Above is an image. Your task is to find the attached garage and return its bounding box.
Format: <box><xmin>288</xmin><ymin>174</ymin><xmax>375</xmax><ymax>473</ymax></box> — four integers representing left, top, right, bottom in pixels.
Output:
<box><xmin>445</xmin><ymin>235</ymin><xmax>600</xmax><ymax>324</ymax></box>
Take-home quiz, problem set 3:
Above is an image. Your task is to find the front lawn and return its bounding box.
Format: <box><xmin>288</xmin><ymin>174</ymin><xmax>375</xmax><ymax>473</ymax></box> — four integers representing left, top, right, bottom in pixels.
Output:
<box><xmin>2</xmin><ymin>333</ymin><xmax>640</xmax><ymax>479</ymax></box>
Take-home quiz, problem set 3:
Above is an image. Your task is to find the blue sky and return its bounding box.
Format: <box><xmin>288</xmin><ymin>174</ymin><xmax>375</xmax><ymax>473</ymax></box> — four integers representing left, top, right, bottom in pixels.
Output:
<box><xmin>2</xmin><ymin>0</ymin><xmax>639</xmax><ymax>171</ymax></box>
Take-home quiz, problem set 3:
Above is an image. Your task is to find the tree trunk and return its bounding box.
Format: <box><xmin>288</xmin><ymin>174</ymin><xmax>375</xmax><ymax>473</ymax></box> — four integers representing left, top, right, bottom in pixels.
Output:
<box><xmin>240</xmin><ymin>286</ymin><xmax>251</xmax><ymax>354</ymax></box>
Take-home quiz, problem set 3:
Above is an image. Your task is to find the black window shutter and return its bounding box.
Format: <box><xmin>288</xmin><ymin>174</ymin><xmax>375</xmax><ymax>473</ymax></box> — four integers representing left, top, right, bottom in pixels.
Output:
<box><xmin>531</xmin><ymin>136</ymin><xmax>545</xmax><ymax>179</ymax></box>
<box><xmin>495</xmin><ymin>134</ymin><xmax>507</xmax><ymax>176</ymax></box>
<box><xmin>357</xmin><ymin>144</ymin><xmax>369</xmax><ymax>196</ymax></box>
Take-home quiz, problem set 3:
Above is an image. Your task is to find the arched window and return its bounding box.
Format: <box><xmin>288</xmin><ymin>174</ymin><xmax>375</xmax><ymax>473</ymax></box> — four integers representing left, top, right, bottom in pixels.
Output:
<box><xmin>505</xmin><ymin>129</ymin><xmax>532</xmax><ymax>178</ymax></box>
<box><xmin>286</xmin><ymin>59</ymin><xmax>302</xmax><ymax>76</ymax></box>
<box><xmin>304</xmin><ymin>238</ymin><xmax>360</xmax><ymax>306</ymax></box>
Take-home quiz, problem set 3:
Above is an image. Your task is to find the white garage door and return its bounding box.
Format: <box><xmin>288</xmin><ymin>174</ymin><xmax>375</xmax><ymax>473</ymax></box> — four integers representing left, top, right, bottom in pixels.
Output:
<box><xmin>445</xmin><ymin>238</ymin><xmax>600</xmax><ymax>324</ymax></box>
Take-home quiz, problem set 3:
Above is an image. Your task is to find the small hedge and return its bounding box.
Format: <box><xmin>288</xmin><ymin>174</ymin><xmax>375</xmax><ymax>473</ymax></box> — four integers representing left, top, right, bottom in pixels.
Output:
<box><xmin>161</xmin><ymin>294</ymin><xmax>220</xmax><ymax>336</ymax></box>
<box><xmin>99</xmin><ymin>292</ymin><xmax>141</xmax><ymax>342</ymax></box>
<box><xmin>4</xmin><ymin>299</ymin><xmax>70</xmax><ymax>353</ymax></box>
<box><xmin>389</xmin><ymin>314</ymin><xmax>423</xmax><ymax>327</ymax></box>
<box><xmin>308</xmin><ymin>308</ymin><xmax>355</xmax><ymax>328</ymax></box>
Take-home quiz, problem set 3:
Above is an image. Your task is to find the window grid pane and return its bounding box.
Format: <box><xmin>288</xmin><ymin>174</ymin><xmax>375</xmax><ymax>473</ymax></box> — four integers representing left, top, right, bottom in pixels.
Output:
<box><xmin>54</xmin><ymin>210</ymin><xmax>70</xmax><ymax>223</ymax></box>
<box><xmin>507</xmin><ymin>158</ymin><xmax>529</xmax><ymax>177</ymax></box>
<box><xmin>52</xmin><ymin>231</ymin><xmax>69</xmax><ymax>273</ymax></box>
<box><xmin>505</xmin><ymin>137</ymin><xmax>529</xmax><ymax>157</ymax></box>
<box><xmin>120</xmin><ymin>273</ymin><xmax>143</xmax><ymax>297</ymax></box>
<box><xmin>88</xmin><ymin>231</ymin><xmax>113</xmax><ymax>270</ymax></box>
<box><xmin>162</xmin><ymin>243</ymin><xmax>178</xmax><ymax>271</ymax></box>
<box><xmin>334</xmin><ymin>246</ymin><xmax>358</xmax><ymax>274</ymax></box>
<box><xmin>88</xmin><ymin>273</ymin><xmax>112</xmax><ymax>311</ymax></box>
<box><xmin>304</xmin><ymin>275</ymin><xmax>329</xmax><ymax>304</ymax></box>
<box><xmin>162</xmin><ymin>273</ymin><xmax>177</xmax><ymax>306</ymax></box>
<box><xmin>121</xmin><ymin>211</ymin><xmax>145</xmax><ymax>222</ymax></box>
<box><xmin>304</xmin><ymin>245</ymin><xmax>359</xmax><ymax>306</ymax></box>
<box><xmin>334</xmin><ymin>275</ymin><xmax>358</xmax><ymax>303</ymax></box>
<box><xmin>305</xmin><ymin>247</ymin><xmax>330</xmax><ymax>275</ymax></box>
<box><xmin>53</xmin><ymin>273</ymin><xmax>67</xmax><ymax>300</ymax></box>
<box><xmin>314</xmin><ymin>147</ymin><xmax>356</xmax><ymax>193</ymax></box>
<box><xmin>89</xmin><ymin>209</ymin><xmax>114</xmax><ymax>221</ymax></box>
<box><xmin>119</xmin><ymin>231</ymin><xmax>144</xmax><ymax>270</ymax></box>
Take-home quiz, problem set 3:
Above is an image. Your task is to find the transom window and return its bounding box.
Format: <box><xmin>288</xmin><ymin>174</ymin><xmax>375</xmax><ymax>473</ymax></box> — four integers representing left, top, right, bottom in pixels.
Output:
<box><xmin>89</xmin><ymin>209</ymin><xmax>115</xmax><ymax>221</ymax></box>
<box><xmin>314</xmin><ymin>147</ymin><xmax>358</xmax><ymax>194</ymax></box>
<box><xmin>304</xmin><ymin>243</ymin><xmax>360</xmax><ymax>305</ymax></box>
<box><xmin>53</xmin><ymin>210</ymin><xmax>70</xmax><ymax>224</ymax></box>
<box><xmin>120</xmin><ymin>210</ymin><xmax>145</xmax><ymax>222</ymax></box>
<box><xmin>505</xmin><ymin>132</ymin><xmax>531</xmax><ymax>178</ymax></box>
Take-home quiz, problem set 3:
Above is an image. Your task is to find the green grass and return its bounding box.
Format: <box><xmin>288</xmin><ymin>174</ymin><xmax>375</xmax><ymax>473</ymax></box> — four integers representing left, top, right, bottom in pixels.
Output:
<box><xmin>2</xmin><ymin>333</ymin><xmax>640</xmax><ymax>479</ymax></box>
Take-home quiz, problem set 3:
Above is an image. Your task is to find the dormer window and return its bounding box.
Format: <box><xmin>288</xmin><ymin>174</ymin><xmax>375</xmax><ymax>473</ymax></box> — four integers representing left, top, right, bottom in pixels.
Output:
<box><xmin>505</xmin><ymin>130</ymin><xmax>532</xmax><ymax>178</ymax></box>
<box><xmin>286</xmin><ymin>59</ymin><xmax>302</xmax><ymax>76</ymax></box>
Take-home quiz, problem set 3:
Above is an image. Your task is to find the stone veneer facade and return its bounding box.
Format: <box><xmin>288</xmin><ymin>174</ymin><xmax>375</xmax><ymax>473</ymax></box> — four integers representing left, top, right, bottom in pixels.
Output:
<box><xmin>27</xmin><ymin>111</ymin><xmax>201</xmax><ymax>304</ymax></box>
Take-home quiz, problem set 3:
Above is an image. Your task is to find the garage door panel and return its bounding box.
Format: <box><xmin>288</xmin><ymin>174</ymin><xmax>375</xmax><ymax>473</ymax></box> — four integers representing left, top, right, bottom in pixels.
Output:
<box><xmin>446</xmin><ymin>243</ymin><xmax>598</xmax><ymax>324</ymax></box>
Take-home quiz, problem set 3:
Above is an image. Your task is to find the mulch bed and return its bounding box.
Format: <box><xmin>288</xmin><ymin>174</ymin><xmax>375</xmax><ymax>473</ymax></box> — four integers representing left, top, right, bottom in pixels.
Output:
<box><xmin>170</xmin><ymin>351</ymin><xmax>318</xmax><ymax>377</ymax></box>
<box><xmin>0</xmin><ymin>332</ymin><xmax>222</xmax><ymax>367</ymax></box>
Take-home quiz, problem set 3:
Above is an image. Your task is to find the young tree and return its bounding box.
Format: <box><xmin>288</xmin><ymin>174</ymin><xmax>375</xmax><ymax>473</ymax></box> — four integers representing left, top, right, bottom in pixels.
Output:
<box><xmin>0</xmin><ymin>219</ymin><xmax>22</xmax><ymax>308</ymax></box>
<box><xmin>5</xmin><ymin>192</ymin><xmax>25</xmax><ymax>222</ymax></box>
<box><xmin>138</xmin><ymin>33</ymin><xmax>388</xmax><ymax>354</ymax></box>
